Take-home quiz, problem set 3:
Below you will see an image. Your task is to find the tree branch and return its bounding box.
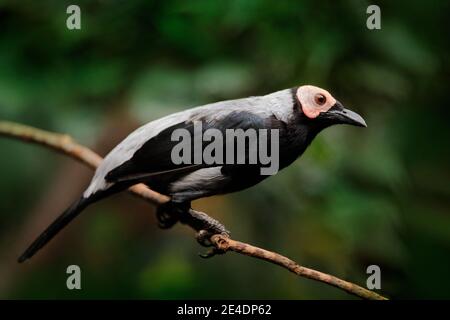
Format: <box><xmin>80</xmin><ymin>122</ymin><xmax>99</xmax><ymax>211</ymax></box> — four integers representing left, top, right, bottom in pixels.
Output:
<box><xmin>0</xmin><ymin>120</ymin><xmax>388</xmax><ymax>300</ymax></box>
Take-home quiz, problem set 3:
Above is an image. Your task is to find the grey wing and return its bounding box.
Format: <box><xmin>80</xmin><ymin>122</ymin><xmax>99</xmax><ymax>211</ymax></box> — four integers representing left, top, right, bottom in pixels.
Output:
<box><xmin>104</xmin><ymin>110</ymin><xmax>268</xmax><ymax>189</ymax></box>
<box><xmin>83</xmin><ymin>109</ymin><xmax>194</xmax><ymax>197</ymax></box>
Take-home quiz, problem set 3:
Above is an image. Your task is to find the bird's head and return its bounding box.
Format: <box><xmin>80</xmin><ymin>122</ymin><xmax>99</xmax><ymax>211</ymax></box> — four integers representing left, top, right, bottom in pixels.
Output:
<box><xmin>295</xmin><ymin>85</ymin><xmax>367</xmax><ymax>128</ymax></box>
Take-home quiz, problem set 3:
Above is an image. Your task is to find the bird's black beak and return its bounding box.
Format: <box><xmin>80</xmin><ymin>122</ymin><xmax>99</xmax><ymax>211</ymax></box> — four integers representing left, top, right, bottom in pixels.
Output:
<box><xmin>326</xmin><ymin>101</ymin><xmax>367</xmax><ymax>127</ymax></box>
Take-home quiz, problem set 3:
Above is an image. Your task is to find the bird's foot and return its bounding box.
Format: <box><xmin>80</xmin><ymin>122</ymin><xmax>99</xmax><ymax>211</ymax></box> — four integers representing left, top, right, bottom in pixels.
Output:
<box><xmin>157</xmin><ymin>203</ymin><xmax>230</xmax><ymax>258</ymax></box>
<box><xmin>179</xmin><ymin>209</ymin><xmax>230</xmax><ymax>258</ymax></box>
<box><xmin>196</xmin><ymin>230</ymin><xmax>230</xmax><ymax>258</ymax></box>
<box><xmin>156</xmin><ymin>201</ymin><xmax>186</xmax><ymax>229</ymax></box>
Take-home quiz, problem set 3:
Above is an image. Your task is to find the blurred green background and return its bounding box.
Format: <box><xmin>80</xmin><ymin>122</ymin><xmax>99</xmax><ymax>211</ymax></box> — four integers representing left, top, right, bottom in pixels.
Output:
<box><xmin>0</xmin><ymin>0</ymin><xmax>449</xmax><ymax>299</ymax></box>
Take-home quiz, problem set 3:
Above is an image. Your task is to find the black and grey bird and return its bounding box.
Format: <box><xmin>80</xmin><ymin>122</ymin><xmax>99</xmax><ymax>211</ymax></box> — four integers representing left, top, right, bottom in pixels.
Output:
<box><xmin>18</xmin><ymin>85</ymin><xmax>366</xmax><ymax>262</ymax></box>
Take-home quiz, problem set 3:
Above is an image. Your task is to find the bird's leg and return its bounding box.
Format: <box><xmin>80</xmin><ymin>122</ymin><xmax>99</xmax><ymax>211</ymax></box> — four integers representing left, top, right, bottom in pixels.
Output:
<box><xmin>157</xmin><ymin>200</ymin><xmax>230</xmax><ymax>258</ymax></box>
<box><xmin>181</xmin><ymin>208</ymin><xmax>230</xmax><ymax>239</ymax></box>
<box><xmin>179</xmin><ymin>208</ymin><xmax>230</xmax><ymax>258</ymax></box>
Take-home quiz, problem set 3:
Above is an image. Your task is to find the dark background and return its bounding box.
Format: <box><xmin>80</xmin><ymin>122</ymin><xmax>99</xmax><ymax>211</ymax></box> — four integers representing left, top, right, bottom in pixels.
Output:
<box><xmin>0</xmin><ymin>0</ymin><xmax>449</xmax><ymax>299</ymax></box>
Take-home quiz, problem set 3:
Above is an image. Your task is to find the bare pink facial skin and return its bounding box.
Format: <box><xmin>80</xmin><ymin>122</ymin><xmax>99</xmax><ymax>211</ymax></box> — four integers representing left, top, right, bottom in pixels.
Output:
<box><xmin>296</xmin><ymin>85</ymin><xmax>336</xmax><ymax>119</ymax></box>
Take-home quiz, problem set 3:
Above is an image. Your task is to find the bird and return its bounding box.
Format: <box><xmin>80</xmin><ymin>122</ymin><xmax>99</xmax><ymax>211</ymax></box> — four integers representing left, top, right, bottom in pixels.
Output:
<box><xmin>18</xmin><ymin>85</ymin><xmax>366</xmax><ymax>263</ymax></box>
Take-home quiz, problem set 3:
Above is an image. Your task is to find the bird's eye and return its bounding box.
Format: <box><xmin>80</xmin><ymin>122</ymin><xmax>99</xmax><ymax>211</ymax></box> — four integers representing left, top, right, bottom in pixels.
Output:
<box><xmin>314</xmin><ymin>93</ymin><xmax>326</xmax><ymax>106</ymax></box>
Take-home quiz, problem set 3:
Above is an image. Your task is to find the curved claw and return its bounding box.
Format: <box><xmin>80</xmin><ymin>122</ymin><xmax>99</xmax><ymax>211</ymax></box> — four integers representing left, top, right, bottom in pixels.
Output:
<box><xmin>198</xmin><ymin>247</ymin><xmax>224</xmax><ymax>259</ymax></box>
<box><xmin>197</xmin><ymin>230</ymin><xmax>228</xmax><ymax>258</ymax></box>
<box><xmin>198</xmin><ymin>249</ymin><xmax>216</xmax><ymax>259</ymax></box>
<box><xmin>156</xmin><ymin>205</ymin><xmax>180</xmax><ymax>229</ymax></box>
<box><xmin>196</xmin><ymin>230</ymin><xmax>213</xmax><ymax>247</ymax></box>
<box><xmin>158</xmin><ymin>221</ymin><xmax>176</xmax><ymax>229</ymax></box>
<box><xmin>157</xmin><ymin>213</ymin><xmax>178</xmax><ymax>229</ymax></box>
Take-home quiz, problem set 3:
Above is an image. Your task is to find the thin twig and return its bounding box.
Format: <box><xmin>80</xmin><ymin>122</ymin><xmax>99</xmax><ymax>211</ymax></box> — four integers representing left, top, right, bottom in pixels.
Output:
<box><xmin>0</xmin><ymin>120</ymin><xmax>388</xmax><ymax>300</ymax></box>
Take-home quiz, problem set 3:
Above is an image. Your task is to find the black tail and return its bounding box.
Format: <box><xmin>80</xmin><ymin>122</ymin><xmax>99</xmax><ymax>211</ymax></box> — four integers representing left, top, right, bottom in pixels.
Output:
<box><xmin>18</xmin><ymin>196</ymin><xmax>94</xmax><ymax>263</ymax></box>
